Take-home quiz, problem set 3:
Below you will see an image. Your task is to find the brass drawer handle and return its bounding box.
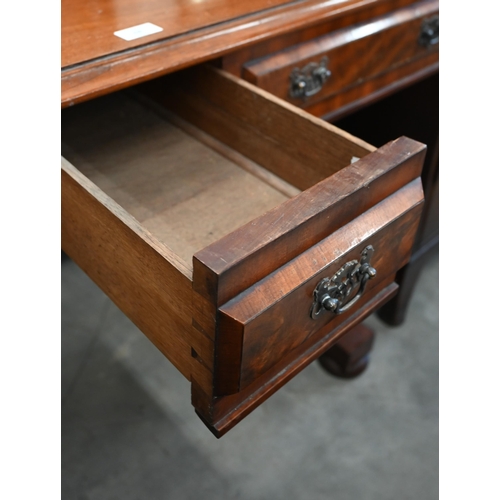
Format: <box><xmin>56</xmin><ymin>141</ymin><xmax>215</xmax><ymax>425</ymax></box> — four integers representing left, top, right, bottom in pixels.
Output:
<box><xmin>311</xmin><ymin>246</ymin><xmax>377</xmax><ymax>319</ymax></box>
<box><xmin>418</xmin><ymin>15</ymin><xmax>439</xmax><ymax>48</ymax></box>
<box><xmin>289</xmin><ymin>57</ymin><xmax>331</xmax><ymax>99</ymax></box>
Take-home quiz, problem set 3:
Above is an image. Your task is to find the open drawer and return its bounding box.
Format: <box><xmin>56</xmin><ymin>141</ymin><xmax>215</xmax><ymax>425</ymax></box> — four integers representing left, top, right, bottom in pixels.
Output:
<box><xmin>61</xmin><ymin>65</ymin><xmax>425</xmax><ymax>437</ymax></box>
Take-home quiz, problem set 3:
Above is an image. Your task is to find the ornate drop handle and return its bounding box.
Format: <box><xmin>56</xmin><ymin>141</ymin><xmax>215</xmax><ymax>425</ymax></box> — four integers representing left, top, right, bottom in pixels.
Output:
<box><xmin>289</xmin><ymin>57</ymin><xmax>331</xmax><ymax>99</ymax></box>
<box><xmin>310</xmin><ymin>246</ymin><xmax>377</xmax><ymax>320</ymax></box>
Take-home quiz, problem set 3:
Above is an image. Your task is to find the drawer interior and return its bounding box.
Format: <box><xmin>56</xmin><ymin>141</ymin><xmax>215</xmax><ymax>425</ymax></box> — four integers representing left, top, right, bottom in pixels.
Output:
<box><xmin>62</xmin><ymin>92</ymin><xmax>293</xmax><ymax>274</ymax></box>
<box><xmin>62</xmin><ymin>65</ymin><xmax>375</xmax><ymax>278</ymax></box>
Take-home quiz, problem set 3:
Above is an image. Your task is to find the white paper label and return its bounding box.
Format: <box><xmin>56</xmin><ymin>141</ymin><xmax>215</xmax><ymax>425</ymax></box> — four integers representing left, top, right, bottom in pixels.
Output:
<box><xmin>114</xmin><ymin>23</ymin><xmax>163</xmax><ymax>41</ymax></box>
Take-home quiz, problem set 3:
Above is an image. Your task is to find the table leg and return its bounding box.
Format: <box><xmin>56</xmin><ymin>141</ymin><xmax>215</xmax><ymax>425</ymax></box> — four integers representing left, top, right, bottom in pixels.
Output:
<box><xmin>318</xmin><ymin>323</ymin><xmax>375</xmax><ymax>378</ymax></box>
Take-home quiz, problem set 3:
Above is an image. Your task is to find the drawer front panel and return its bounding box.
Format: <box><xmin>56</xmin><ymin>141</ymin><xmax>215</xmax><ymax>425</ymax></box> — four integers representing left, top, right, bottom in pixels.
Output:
<box><xmin>209</xmin><ymin>280</ymin><xmax>398</xmax><ymax>437</ymax></box>
<box><xmin>217</xmin><ymin>178</ymin><xmax>423</xmax><ymax>392</ymax></box>
<box><xmin>242</xmin><ymin>0</ymin><xmax>438</xmax><ymax>107</ymax></box>
<box><xmin>194</xmin><ymin>135</ymin><xmax>426</xmax><ymax>310</ymax></box>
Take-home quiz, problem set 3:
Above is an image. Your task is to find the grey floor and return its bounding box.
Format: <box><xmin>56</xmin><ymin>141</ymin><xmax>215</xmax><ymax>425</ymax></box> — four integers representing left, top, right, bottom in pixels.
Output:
<box><xmin>62</xmin><ymin>252</ymin><xmax>438</xmax><ymax>500</ymax></box>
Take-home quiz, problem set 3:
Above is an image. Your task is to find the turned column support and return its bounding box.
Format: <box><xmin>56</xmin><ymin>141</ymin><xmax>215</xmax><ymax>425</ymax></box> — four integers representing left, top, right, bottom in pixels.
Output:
<box><xmin>318</xmin><ymin>323</ymin><xmax>375</xmax><ymax>378</ymax></box>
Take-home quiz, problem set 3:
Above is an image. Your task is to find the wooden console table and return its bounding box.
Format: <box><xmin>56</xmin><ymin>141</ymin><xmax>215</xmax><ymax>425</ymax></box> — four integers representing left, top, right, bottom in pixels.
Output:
<box><xmin>62</xmin><ymin>0</ymin><xmax>438</xmax><ymax>437</ymax></box>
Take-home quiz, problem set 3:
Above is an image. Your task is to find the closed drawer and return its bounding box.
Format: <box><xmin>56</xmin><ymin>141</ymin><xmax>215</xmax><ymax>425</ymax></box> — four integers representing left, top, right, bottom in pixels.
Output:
<box><xmin>242</xmin><ymin>0</ymin><xmax>439</xmax><ymax>109</ymax></box>
<box><xmin>62</xmin><ymin>65</ymin><xmax>425</xmax><ymax>437</ymax></box>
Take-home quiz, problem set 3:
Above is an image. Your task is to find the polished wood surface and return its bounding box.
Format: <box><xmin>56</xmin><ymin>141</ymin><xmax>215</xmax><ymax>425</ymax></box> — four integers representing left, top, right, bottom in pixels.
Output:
<box><xmin>220</xmin><ymin>0</ymin><xmax>417</xmax><ymax>74</ymax></box>
<box><xmin>318</xmin><ymin>323</ymin><xmax>375</xmax><ymax>378</ymax></box>
<box><xmin>242</xmin><ymin>0</ymin><xmax>438</xmax><ymax>106</ymax></box>
<box><xmin>61</xmin><ymin>0</ymin><xmax>417</xmax><ymax>106</ymax></box>
<box><xmin>62</xmin><ymin>0</ymin><xmax>293</xmax><ymax>67</ymax></box>
<box><xmin>218</xmin><ymin>180</ymin><xmax>423</xmax><ymax>393</ymax></box>
<box><xmin>194</xmin><ymin>135</ymin><xmax>425</xmax><ymax>308</ymax></box>
<box><xmin>308</xmin><ymin>51</ymin><xmax>438</xmax><ymax>120</ymax></box>
<box><xmin>196</xmin><ymin>283</ymin><xmax>398</xmax><ymax>437</ymax></box>
<box><xmin>140</xmin><ymin>66</ymin><xmax>374</xmax><ymax>193</ymax></box>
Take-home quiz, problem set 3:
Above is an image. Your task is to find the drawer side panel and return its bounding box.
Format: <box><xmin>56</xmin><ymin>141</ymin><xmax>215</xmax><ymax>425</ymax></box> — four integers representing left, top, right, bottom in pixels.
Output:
<box><xmin>62</xmin><ymin>158</ymin><xmax>213</xmax><ymax>387</ymax></box>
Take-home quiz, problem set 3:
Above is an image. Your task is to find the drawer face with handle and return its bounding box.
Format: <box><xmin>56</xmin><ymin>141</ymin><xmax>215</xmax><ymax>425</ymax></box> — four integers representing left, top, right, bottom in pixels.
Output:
<box><xmin>242</xmin><ymin>0</ymin><xmax>438</xmax><ymax>107</ymax></box>
<box><xmin>62</xmin><ymin>65</ymin><xmax>425</xmax><ymax>437</ymax></box>
<box><xmin>217</xmin><ymin>179</ymin><xmax>422</xmax><ymax>393</ymax></box>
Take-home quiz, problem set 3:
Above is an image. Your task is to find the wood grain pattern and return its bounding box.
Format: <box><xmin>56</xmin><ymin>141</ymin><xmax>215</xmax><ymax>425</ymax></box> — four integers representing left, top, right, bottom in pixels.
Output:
<box><xmin>217</xmin><ymin>178</ymin><xmax>423</xmax><ymax>393</ymax></box>
<box><xmin>63</xmin><ymin>156</ymin><xmax>217</xmax><ymax>393</ymax></box>
<box><xmin>62</xmin><ymin>0</ymin><xmax>293</xmax><ymax>68</ymax></box>
<box><xmin>61</xmin><ymin>67</ymin><xmax>376</xmax><ymax>386</ymax></box>
<box><xmin>61</xmin><ymin>0</ymin><xmax>417</xmax><ymax>106</ymax></box>
<box><xmin>221</xmin><ymin>0</ymin><xmax>418</xmax><ymax>74</ymax></box>
<box><xmin>242</xmin><ymin>0</ymin><xmax>438</xmax><ymax>106</ymax></box>
<box><xmin>307</xmin><ymin>51</ymin><xmax>438</xmax><ymax>120</ymax></box>
<box><xmin>194</xmin><ymin>136</ymin><xmax>426</xmax><ymax>309</ymax></box>
<box><xmin>195</xmin><ymin>281</ymin><xmax>399</xmax><ymax>436</ymax></box>
<box><xmin>62</xmin><ymin>158</ymin><xmax>194</xmax><ymax>380</ymax></box>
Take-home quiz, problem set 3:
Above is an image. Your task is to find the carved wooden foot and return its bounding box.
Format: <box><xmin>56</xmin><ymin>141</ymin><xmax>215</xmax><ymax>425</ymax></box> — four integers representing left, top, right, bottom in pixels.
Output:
<box><xmin>318</xmin><ymin>323</ymin><xmax>375</xmax><ymax>378</ymax></box>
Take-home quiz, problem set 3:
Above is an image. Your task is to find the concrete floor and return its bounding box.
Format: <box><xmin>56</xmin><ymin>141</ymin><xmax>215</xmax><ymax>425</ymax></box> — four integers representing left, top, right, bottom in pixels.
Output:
<box><xmin>62</xmin><ymin>253</ymin><xmax>438</xmax><ymax>500</ymax></box>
